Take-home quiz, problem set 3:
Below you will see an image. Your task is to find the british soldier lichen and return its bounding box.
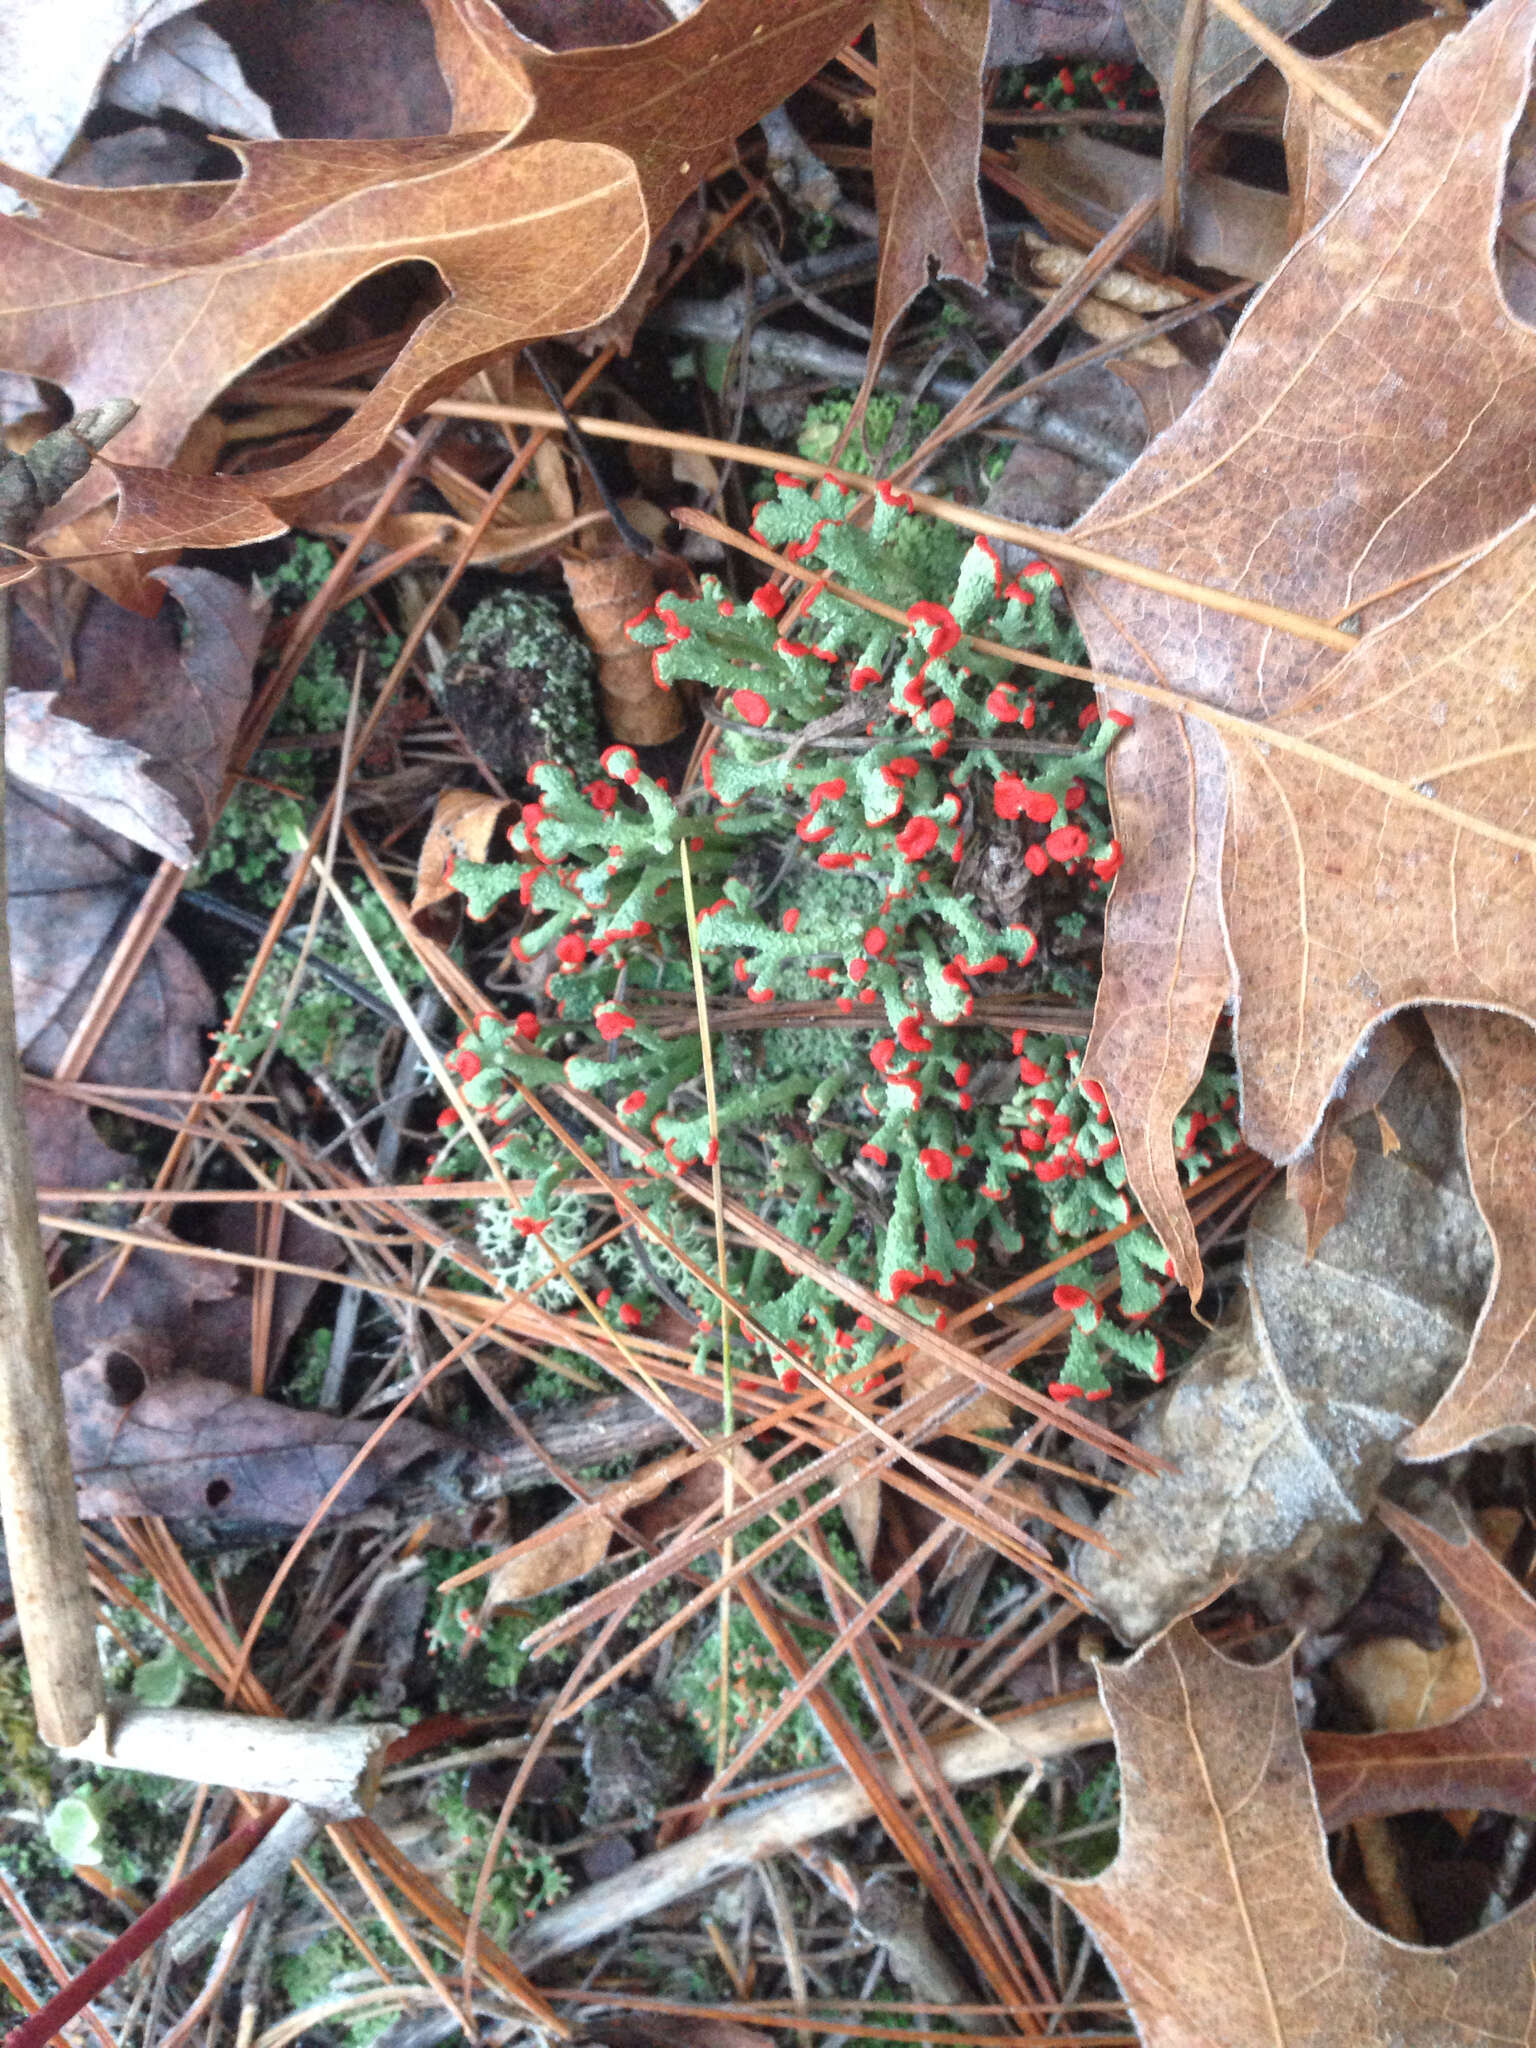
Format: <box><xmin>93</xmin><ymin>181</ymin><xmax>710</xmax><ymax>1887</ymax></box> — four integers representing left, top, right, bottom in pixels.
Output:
<box><xmin>433</xmin><ymin>476</ymin><xmax>1238</xmax><ymax>1399</ymax></box>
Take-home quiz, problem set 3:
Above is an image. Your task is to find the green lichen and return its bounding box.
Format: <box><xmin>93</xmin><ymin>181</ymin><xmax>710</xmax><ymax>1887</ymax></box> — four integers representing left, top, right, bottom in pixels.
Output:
<box><xmin>429</xmin><ymin>477</ymin><xmax>1239</xmax><ymax>1403</ymax></box>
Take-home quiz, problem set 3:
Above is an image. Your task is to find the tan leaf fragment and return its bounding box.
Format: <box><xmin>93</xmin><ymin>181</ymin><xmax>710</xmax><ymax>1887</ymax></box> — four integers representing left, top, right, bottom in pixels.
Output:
<box><xmin>410</xmin><ymin>788</ymin><xmax>515</xmax><ymax>944</ymax></box>
<box><xmin>1051</xmin><ymin>1621</ymin><xmax>1536</xmax><ymax>2048</ymax></box>
<box><xmin>1072</xmin><ymin>0</ymin><xmax>1536</xmax><ymax>1291</ymax></box>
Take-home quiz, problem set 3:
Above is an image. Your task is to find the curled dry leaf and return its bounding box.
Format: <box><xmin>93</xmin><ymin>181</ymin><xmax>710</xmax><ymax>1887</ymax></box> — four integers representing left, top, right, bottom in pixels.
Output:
<box><xmin>7</xmin><ymin>781</ymin><xmax>212</xmax><ymax>1088</ymax></box>
<box><xmin>5</xmin><ymin>567</ymin><xmax>265</xmax><ymax>864</ymax></box>
<box><xmin>101</xmin><ymin>13</ymin><xmax>278</xmax><ymax>141</ymax></box>
<box><xmin>1051</xmin><ymin>1621</ymin><xmax>1536</xmax><ymax>2047</ymax></box>
<box><xmin>1075</xmin><ymin>1049</ymin><xmax>1491</xmax><ymax>1643</ymax></box>
<box><xmin>64</xmin><ymin>1348</ymin><xmax>436</xmax><ymax>1524</ymax></box>
<box><xmin>1072</xmin><ymin>0</ymin><xmax>1536</xmax><ymax>1292</ymax></box>
<box><xmin>410</xmin><ymin>788</ymin><xmax>514</xmax><ymax>944</ymax></box>
<box><xmin>1309</xmin><ymin>1501</ymin><xmax>1536</xmax><ymax>1829</ymax></box>
<box><xmin>0</xmin><ymin>0</ymin><xmax>203</xmax><ymax>190</ymax></box>
<box><xmin>561</xmin><ymin>546</ymin><xmax>684</xmax><ymax>746</ymax></box>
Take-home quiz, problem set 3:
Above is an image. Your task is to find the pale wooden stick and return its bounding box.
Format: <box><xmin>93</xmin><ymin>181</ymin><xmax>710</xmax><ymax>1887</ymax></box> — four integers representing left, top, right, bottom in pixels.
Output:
<box><xmin>62</xmin><ymin>1705</ymin><xmax>398</xmax><ymax>1818</ymax></box>
<box><xmin>508</xmin><ymin>1691</ymin><xmax>1111</xmax><ymax>1969</ymax></box>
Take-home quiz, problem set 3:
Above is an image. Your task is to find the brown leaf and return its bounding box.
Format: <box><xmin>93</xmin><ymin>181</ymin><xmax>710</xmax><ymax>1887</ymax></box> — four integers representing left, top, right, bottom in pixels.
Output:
<box><xmin>1308</xmin><ymin>1503</ymin><xmax>1536</xmax><ymax>1829</ymax></box>
<box><xmin>410</xmin><ymin>788</ymin><xmax>514</xmax><ymax>943</ymax></box>
<box><xmin>1408</xmin><ymin>1008</ymin><xmax>1536</xmax><ymax>1457</ymax></box>
<box><xmin>1050</xmin><ymin>1621</ymin><xmax>1536</xmax><ymax>2046</ymax></box>
<box><xmin>1073</xmin><ymin>0</ymin><xmax>1536</xmax><ymax>1289</ymax></box>
<box><xmin>1283</xmin><ymin>18</ymin><xmax>1457</xmax><ymax>243</ymax></box>
<box><xmin>0</xmin><ymin>128</ymin><xmax>648</xmax><ymax>550</ymax></box>
<box><xmin>5</xmin><ymin>568</ymin><xmax>265</xmax><ymax>863</ymax></box>
<box><xmin>1122</xmin><ymin>0</ymin><xmax>1330</xmax><ymax>128</ymax></box>
<box><xmin>866</xmin><ymin>0</ymin><xmax>991</xmax><ymax>366</ymax></box>
<box><xmin>64</xmin><ymin>1347</ymin><xmax>435</xmax><ymax>1524</ymax></box>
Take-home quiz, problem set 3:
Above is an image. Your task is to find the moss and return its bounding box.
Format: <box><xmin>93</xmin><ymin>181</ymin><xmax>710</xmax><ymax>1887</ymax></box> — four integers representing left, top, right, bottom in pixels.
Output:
<box><xmin>797</xmin><ymin>391</ymin><xmax>946</xmax><ymax>477</ymax></box>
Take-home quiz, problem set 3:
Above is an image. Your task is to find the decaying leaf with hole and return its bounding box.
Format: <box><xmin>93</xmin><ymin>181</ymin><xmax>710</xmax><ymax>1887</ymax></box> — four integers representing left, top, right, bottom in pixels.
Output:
<box><xmin>1070</xmin><ymin>0</ymin><xmax>1536</xmax><ymax>1290</ymax></box>
<box><xmin>64</xmin><ymin>1348</ymin><xmax>437</xmax><ymax>1524</ymax></box>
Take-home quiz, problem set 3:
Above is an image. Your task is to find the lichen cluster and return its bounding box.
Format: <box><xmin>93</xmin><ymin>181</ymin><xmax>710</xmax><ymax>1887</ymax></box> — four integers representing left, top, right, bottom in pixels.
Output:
<box><xmin>436</xmin><ymin>477</ymin><xmax>1238</xmax><ymax>1398</ymax></box>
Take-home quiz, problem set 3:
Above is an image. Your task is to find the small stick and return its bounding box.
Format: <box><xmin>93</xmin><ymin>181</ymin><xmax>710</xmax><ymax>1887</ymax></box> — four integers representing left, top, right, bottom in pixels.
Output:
<box><xmin>0</xmin><ymin>402</ymin><xmax>135</xmax><ymax>1746</ymax></box>
<box><xmin>170</xmin><ymin>1806</ymin><xmax>322</xmax><ymax>1963</ymax></box>
<box><xmin>62</xmin><ymin>1704</ymin><xmax>398</xmax><ymax>1818</ymax></box>
<box><xmin>508</xmin><ymin>1691</ymin><xmax>1111</xmax><ymax>1970</ymax></box>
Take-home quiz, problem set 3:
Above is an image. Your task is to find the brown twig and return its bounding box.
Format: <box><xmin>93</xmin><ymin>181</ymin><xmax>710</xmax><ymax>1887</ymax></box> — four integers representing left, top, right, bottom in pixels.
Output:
<box><xmin>0</xmin><ymin>403</ymin><xmax>135</xmax><ymax>1746</ymax></box>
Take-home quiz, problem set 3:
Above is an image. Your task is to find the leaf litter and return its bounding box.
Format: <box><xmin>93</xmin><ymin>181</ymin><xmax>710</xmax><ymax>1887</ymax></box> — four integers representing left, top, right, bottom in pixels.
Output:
<box><xmin>1</xmin><ymin>0</ymin><xmax>1536</xmax><ymax>2042</ymax></box>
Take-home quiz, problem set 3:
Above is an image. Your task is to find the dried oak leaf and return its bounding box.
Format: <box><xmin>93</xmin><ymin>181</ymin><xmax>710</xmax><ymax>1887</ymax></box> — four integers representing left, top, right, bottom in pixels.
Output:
<box><xmin>1308</xmin><ymin>1501</ymin><xmax>1536</xmax><ymax>1829</ymax></box>
<box><xmin>64</xmin><ymin>1348</ymin><xmax>436</xmax><ymax>1524</ymax></box>
<box><xmin>0</xmin><ymin>120</ymin><xmax>648</xmax><ymax>549</ymax></box>
<box><xmin>1072</xmin><ymin>0</ymin><xmax>1536</xmax><ymax>1290</ymax></box>
<box><xmin>1051</xmin><ymin>1620</ymin><xmax>1536</xmax><ymax>2046</ymax></box>
<box><xmin>5</xmin><ymin>566</ymin><xmax>265</xmax><ymax>864</ymax></box>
